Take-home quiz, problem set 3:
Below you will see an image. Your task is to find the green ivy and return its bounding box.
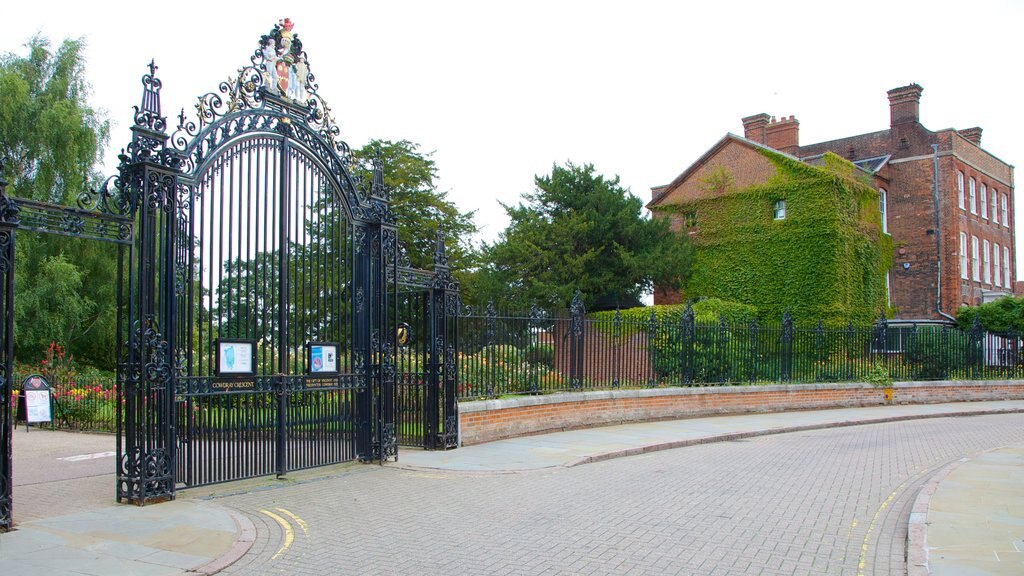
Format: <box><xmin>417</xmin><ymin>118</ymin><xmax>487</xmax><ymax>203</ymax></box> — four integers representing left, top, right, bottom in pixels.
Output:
<box><xmin>654</xmin><ymin>149</ymin><xmax>892</xmax><ymax>326</ymax></box>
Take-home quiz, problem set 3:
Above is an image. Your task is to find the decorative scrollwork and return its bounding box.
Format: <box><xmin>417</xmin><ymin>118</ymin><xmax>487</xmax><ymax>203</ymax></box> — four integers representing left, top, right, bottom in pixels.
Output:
<box><xmin>169</xmin><ymin>19</ymin><xmax>345</xmax><ymax>159</ymax></box>
<box><xmin>0</xmin><ymin>194</ymin><xmax>19</xmax><ymax>225</ymax></box>
<box><xmin>134</xmin><ymin>60</ymin><xmax>167</xmax><ymax>134</ymax></box>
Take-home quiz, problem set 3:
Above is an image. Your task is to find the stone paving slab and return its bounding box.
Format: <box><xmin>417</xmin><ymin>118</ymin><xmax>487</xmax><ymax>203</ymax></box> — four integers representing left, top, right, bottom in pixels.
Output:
<box><xmin>0</xmin><ymin>500</ymin><xmax>251</xmax><ymax>576</ymax></box>
<box><xmin>925</xmin><ymin>445</ymin><xmax>1024</xmax><ymax>575</ymax></box>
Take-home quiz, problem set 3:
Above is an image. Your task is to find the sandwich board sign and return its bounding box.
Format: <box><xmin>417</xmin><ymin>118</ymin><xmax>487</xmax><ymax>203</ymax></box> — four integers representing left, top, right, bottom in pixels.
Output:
<box><xmin>22</xmin><ymin>375</ymin><xmax>53</xmax><ymax>424</ymax></box>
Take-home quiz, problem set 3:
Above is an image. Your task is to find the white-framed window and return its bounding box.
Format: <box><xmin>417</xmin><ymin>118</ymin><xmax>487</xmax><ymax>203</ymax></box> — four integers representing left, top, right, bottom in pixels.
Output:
<box><xmin>1002</xmin><ymin>193</ymin><xmax>1009</xmax><ymax>228</ymax></box>
<box><xmin>972</xmin><ymin>235</ymin><xmax>980</xmax><ymax>281</ymax></box>
<box><xmin>773</xmin><ymin>200</ymin><xmax>786</xmax><ymax>220</ymax></box>
<box><xmin>1004</xmin><ymin>246</ymin><xmax>1011</xmax><ymax>288</ymax></box>
<box><xmin>958</xmin><ymin>171</ymin><xmax>965</xmax><ymax>209</ymax></box>
<box><xmin>969</xmin><ymin>177</ymin><xmax>977</xmax><ymax>214</ymax></box>
<box><xmin>991</xmin><ymin>188</ymin><xmax>999</xmax><ymax>224</ymax></box>
<box><xmin>878</xmin><ymin>188</ymin><xmax>888</xmax><ymax>234</ymax></box>
<box><xmin>994</xmin><ymin>243</ymin><xmax>1002</xmax><ymax>287</ymax></box>
<box><xmin>959</xmin><ymin>232</ymin><xmax>968</xmax><ymax>279</ymax></box>
<box><xmin>983</xmin><ymin>239</ymin><xmax>991</xmax><ymax>284</ymax></box>
<box><xmin>981</xmin><ymin>184</ymin><xmax>988</xmax><ymax>219</ymax></box>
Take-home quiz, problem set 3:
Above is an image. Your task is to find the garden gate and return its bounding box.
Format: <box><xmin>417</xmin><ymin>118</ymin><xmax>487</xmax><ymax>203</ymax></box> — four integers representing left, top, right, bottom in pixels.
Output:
<box><xmin>393</xmin><ymin>236</ymin><xmax>459</xmax><ymax>450</ymax></box>
<box><xmin>1</xmin><ymin>20</ymin><xmax>459</xmax><ymax>528</ymax></box>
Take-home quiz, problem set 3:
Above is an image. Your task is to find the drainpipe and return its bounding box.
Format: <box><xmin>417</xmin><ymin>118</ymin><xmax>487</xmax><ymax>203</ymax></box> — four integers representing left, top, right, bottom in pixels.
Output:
<box><xmin>933</xmin><ymin>143</ymin><xmax>957</xmax><ymax>322</ymax></box>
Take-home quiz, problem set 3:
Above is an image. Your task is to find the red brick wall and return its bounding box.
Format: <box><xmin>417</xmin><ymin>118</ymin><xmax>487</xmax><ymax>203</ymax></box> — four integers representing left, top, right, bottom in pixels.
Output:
<box><xmin>458</xmin><ymin>382</ymin><xmax>1024</xmax><ymax>446</ymax></box>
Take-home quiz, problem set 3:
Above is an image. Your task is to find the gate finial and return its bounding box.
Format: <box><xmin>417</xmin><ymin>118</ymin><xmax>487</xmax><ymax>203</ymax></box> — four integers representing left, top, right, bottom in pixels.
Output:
<box><xmin>433</xmin><ymin>229</ymin><xmax>450</xmax><ymax>270</ymax></box>
<box><xmin>134</xmin><ymin>60</ymin><xmax>165</xmax><ymax>133</ymax></box>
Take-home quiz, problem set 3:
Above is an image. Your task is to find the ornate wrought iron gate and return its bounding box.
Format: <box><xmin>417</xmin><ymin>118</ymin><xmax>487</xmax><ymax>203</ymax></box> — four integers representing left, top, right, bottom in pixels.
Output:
<box><xmin>393</xmin><ymin>236</ymin><xmax>459</xmax><ymax>450</ymax></box>
<box><xmin>0</xmin><ymin>20</ymin><xmax>460</xmax><ymax>524</ymax></box>
<box><xmin>117</xmin><ymin>22</ymin><xmax>410</xmax><ymax>502</ymax></box>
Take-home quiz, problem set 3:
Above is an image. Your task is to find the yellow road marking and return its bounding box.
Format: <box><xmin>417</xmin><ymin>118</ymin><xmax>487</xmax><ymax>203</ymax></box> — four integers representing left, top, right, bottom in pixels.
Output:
<box><xmin>260</xmin><ymin>509</ymin><xmax>294</xmax><ymax>560</ymax></box>
<box><xmin>276</xmin><ymin>507</ymin><xmax>310</xmax><ymax>537</ymax></box>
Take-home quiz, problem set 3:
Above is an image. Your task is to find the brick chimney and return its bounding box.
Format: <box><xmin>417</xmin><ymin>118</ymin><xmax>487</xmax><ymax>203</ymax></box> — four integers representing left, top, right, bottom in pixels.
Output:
<box><xmin>887</xmin><ymin>83</ymin><xmax>923</xmax><ymax>126</ymax></box>
<box><xmin>765</xmin><ymin>115</ymin><xmax>800</xmax><ymax>155</ymax></box>
<box><xmin>958</xmin><ymin>127</ymin><xmax>983</xmax><ymax>146</ymax></box>
<box><xmin>741</xmin><ymin>113</ymin><xmax>770</xmax><ymax>144</ymax></box>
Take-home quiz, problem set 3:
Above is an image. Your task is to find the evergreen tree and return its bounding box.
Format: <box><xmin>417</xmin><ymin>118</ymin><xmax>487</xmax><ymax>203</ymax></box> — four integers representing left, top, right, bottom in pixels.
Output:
<box><xmin>476</xmin><ymin>162</ymin><xmax>692</xmax><ymax>311</ymax></box>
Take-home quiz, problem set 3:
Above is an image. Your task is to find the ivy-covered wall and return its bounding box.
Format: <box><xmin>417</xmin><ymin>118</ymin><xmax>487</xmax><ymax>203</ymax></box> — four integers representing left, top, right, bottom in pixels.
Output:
<box><xmin>655</xmin><ymin>148</ymin><xmax>892</xmax><ymax>325</ymax></box>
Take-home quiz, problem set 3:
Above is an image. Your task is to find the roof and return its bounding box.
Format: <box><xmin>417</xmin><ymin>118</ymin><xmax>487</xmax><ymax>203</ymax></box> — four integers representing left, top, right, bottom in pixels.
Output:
<box><xmin>801</xmin><ymin>153</ymin><xmax>890</xmax><ymax>175</ymax></box>
<box><xmin>648</xmin><ymin>133</ymin><xmax>802</xmax><ymax>208</ymax></box>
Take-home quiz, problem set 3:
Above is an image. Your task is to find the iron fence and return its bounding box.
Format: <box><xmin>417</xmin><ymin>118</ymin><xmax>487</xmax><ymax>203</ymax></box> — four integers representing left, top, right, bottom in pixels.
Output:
<box><xmin>455</xmin><ymin>298</ymin><xmax>1022</xmax><ymax>400</ymax></box>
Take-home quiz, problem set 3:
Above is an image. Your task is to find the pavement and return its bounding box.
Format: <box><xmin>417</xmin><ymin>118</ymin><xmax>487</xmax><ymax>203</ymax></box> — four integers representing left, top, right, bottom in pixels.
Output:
<box><xmin>1</xmin><ymin>400</ymin><xmax>1023</xmax><ymax>575</ymax></box>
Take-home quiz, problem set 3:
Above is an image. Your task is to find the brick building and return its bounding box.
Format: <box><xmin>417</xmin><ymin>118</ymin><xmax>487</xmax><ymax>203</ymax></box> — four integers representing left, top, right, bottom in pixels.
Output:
<box><xmin>649</xmin><ymin>84</ymin><xmax>1016</xmax><ymax>321</ymax></box>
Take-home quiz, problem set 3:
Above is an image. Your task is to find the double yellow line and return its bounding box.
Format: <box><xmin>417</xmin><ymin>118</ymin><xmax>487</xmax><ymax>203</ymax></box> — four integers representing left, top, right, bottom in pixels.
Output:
<box><xmin>259</xmin><ymin>507</ymin><xmax>310</xmax><ymax>560</ymax></box>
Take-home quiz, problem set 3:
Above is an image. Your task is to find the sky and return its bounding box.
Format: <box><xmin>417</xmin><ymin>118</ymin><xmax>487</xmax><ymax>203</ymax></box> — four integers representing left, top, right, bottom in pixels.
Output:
<box><xmin>4</xmin><ymin>1</ymin><xmax>1023</xmax><ymax>271</ymax></box>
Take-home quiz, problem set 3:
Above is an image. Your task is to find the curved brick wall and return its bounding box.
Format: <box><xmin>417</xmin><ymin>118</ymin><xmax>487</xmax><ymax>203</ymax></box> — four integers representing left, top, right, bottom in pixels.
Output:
<box><xmin>457</xmin><ymin>381</ymin><xmax>1024</xmax><ymax>446</ymax></box>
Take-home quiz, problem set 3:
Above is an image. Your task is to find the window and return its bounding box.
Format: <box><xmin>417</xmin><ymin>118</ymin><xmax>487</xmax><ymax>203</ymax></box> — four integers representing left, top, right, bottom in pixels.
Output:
<box><xmin>957</xmin><ymin>171</ymin><xmax>965</xmax><ymax>209</ymax></box>
<box><xmin>969</xmin><ymin>177</ymin><xmax>977</xmax><ymax>214</ymax></box>
<box><xmin>994</xmin><ymin>243</ymin><xmax>1002</xmax><ymax>287</ymax></box>
<box><xmin>981</xmin><ymin>184</ymin><xmax>988</xmax><ymax>219</ymax></box>
<box><xmin>1005</xmin><ymin>246</ymin><xmax>1012</xmax><ymax>288</ymax></box>
<box><xmin>1002</xmin><ymin>193</ymin><xmax>1009</xmax><ymax>228</ymax></box>
<box><xmin>878</xmin><ymin>188</ymin><xmax>888</xmax><ymax>234</ymax></box>
<box><xmin>972</xmin><ymin>235</ymin><xmax>980</xmax><ymax>281</ymax></box>
<box><xmin>991</xmin><ymin>188</ymin><xmax>999</xmax><ymax>224</ymax></box>
<box><xmin>983</xmin><ymin>239</ymin><xmax>991</xmax><ymax>284</ymax></box>
<box><xmin>773</xmin><ymin>200</ymin><xmax>786</xmax><ymax>220</ymax></box>
<box><xmin>960</xmin><ymin>232</ymin><xmax>968</xmax><ymax>279</ymax></box>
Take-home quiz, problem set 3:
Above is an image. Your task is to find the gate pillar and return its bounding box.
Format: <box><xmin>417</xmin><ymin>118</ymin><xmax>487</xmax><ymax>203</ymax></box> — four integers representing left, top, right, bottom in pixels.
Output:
<box><xmin>117</xmin><ymin>63</ymin><xmax>181</xmax><ymax>504</ymax></box>
<box><xmin>428</xmin><ymin>232</ymin><xmax>459</xmax><ymax>449</ymax></box>
<box><xmin>0</xmin><ymin>174</ymin><xmax>18</xmax><ymax>530</ymax></box>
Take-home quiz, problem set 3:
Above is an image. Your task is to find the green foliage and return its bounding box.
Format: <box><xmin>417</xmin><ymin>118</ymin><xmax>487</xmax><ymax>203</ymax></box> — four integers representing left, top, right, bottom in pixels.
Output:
<box><xmin>653</xmin><ymin>149</ymin><xmax>892</xmax><ymax>325</ymax></box>
<box><xmin>589</xmin><ymin>299</ymin><xmax>758</xmax><ymax>334</ymax></box>
<box><xmin>476</xmin><ymin>161</ymin><xmax>694</xmax><ymax>310</ymax></box>
<box><xmin>590</xmin><ymin>300</ymin><xmax>759</xmax><ymax>383</ymax></box>
<box><xmin>0</xmin><ymin>35</ymin><xmax>109</xmax><ymax>203</ymax></box>
<box><xmin>524</xmin><ymin>343</ymin><xmax>554</xmax><ymax>369</ymax></box>
<box><xmin>956</xmin><ymin>296</ymin><xmax>1024</xmax><ymax>333</ymax></box>
<box><xmin>2</xmin><ymin>36</ymin><xmax>118</xmax><ymax>369</ymax></box>
<box><xmin>351</xmin><ymin>140</ymin><xmax>478</xmax><ymax>274</ymax></box>
<box><xmin>864</xmin><ymin>361</ymin><xmax>891</xmax><ymax>387</ymax></box>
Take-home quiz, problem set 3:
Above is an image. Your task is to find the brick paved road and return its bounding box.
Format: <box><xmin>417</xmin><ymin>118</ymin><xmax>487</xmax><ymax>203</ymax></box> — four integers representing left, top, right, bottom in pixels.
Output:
<box><xmin>209</xmin><ymin>414</ymin><xmax>1024</xmax><ymax>576</ymax></box>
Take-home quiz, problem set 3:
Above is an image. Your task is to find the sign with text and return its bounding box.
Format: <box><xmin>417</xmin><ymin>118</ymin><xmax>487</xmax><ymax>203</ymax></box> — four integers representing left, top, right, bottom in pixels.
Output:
<box><xmin>307</xmin><ymin>342</ymin><xmax>339</xmax><ymax>374</ymax></box>
<box><xmin>22</xmin><ymin>375</ymin><xmax>52</xmax><ymax>423</ymax></box>
<box><xmin>216</xmin><ymin>339</ymin><xmax>255</xmax><ymax>376</ymax></box>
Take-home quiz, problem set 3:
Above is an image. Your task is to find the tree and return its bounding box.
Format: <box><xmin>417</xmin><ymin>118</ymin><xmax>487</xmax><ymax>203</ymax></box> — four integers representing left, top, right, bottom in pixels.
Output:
<box><xmin>0</xmin><ymin>35</ymin><xmax>108</xmax><ymax>203</ymax></box>
<box><xmin>1</xmin><ymin>36</ymin><xmax>116</xmax><ymax>369</ymax></box>
<box><xmin>351</xmin><ymin>140</ymin><xmax>477</xmax><ymax>272</ymax></box>
<box><xmin>476</xmin><ymin>162</ymin><xmax>693</xmax><ymax>310</ymax></box>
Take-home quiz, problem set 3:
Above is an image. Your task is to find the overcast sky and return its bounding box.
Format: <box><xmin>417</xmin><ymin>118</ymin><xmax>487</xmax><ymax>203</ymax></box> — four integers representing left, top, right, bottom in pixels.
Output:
<box><xmin>5</xmin><ymin>1</ymin><xmax>1022</xmax><ymax>272</ymax></box>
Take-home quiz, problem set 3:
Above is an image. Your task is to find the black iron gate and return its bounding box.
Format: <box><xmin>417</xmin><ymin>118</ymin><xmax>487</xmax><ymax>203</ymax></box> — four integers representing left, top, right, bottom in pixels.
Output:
<box><xmin>116</xmin><ymin>22</ymin><xmax>409</xmax><ymax>500</ymax></box>
<box><xmin>393</xmin><ymin>235</ymin><xmax>459</xmax><ymax>450</ymax></box>
<box><xmin>1</xmin><ymin>20</ymin><xmax>461</xmax><ymax>525</ymax></box>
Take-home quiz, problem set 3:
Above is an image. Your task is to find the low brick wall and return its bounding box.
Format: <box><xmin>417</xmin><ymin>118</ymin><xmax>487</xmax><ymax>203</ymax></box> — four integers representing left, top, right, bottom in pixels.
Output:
<box><xmin>457</xmin><ymin>381</ymin><xmax>1024</xmax><ymax>446</ymax></box>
